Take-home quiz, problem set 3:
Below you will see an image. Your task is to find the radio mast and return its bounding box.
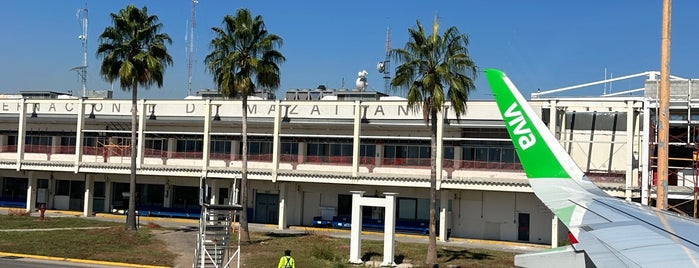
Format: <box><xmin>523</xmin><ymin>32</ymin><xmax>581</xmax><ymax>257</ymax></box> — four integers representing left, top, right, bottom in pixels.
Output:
<box><xmin>376</xmin><ymin>27</ymin><xmax>391</xmax><ymax>92</ymax></box>
<box><xmin>73</xmin><ymin>4</ymin><xmax>88</xmax><ymax>97</ymax></box>
<box><xmin>187</xmin><ymin>0</ymin><xmax>198</xmax><ymax>96</ymax></box>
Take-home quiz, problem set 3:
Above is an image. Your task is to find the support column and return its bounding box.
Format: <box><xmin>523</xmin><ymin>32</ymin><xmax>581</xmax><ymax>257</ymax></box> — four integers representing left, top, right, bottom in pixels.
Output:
<box><xmin>202</xmin><ymin>100</ymin><xmax>212</xmax><ymax>172</ymax></box>
<box><xmin>551</xmin><ymin>215</ymin><xmax>559</xmax><ymax>248</ymax></box>
<box><xmin>549</xmin><ymin>100</ymin><xmax>558</xmax><ymax>137</ymax></box>
<box><xmin>352</xmin><ymin>101</ymin><xmax>362</xmax><ymax>178</ymax></box>
<box><xmin>167</xmin><ymin>138</ymin><xmax>176</xmax><ymax>159</ymax></box>
<box><xmin>436</xmin><ymin>109</ymin><xmax>444</xmax><ymax>190</ymax></box>
<box><xmin>298</xmin><ymin>142</ymin><xmax>307</xmax><ymax>164</ymax></box>
<box><xmin>348</xmin><ymin>191</ymin><xmax>365</xmax><ymax>264</ymax></box>
<box><xmin>25</xmin><ymin>172</ymin><xmax>37</xmax><ymax>212</ymax></box>
<box><xmin>453</xmin><ymin>146</ymin><xmax>463</xmax><ymax>169</ymax></box>
<box><xmin>83</xmin><ymin>174</ymin><xmax>94</xmax><ymax>217</ymax></box>
<box><xmin>208</xmin><ymin>179</ymin><xmax>218</xmax><ymax>205</ymax></box>
<box><xmin>104</xmin><ymin>177</ymin><xmax>112</xmax><ymax>212</ymax></box>
<box><xmin>439</xmin><ymin>190</ymin><xmax>449</xmax><ymax>242</ymax></box>
<box><xmin>164</xmin><ymin>179</ymin><xmax>172</xmax><ymax>208</ymax></box>
<box><xmin>74</xmin><ymin>100</ymin><xmax>85</xmax><ymax>173</ymax></box>
<box><xmin>641</xmin><ymin>100</ymin><xmax>651</xmax><ymax>205</ymax></box>
<box><xmin>272</xmin><ymin>100</ymin><xmax>281</xmax><ymax>182</ymax></box>
<box><xmin>278</xmin><ymin>182</ymin><xmax>287</xmax><ymax>230</ymax></box>
<box><xmin>17</xmin><ymin>100</ymin><xmax>27</xmax><ymax>171</ymax></box>
<box><xmin>0</xmin><ymin>134</ymin><xmax>7</xmax><ymax>152</ymax></box>
<box><xmin>136</xmin><ymin>100</ymin><xmax>147</xmax><ymax>169</ymax></box>
<box><xmin>375</xmin><ymin>144</ymin><xmax>384</xmax><ymax>167</ymax></box>
<box><xmin>381</xmin><ymin>193</ymin><xmax>397</xmax><ymax>267</ymax></box>
<box><xmin>625</xmin><ymin>102</ymin><xmax>635</xmax><ymax>201</ymax></box>
<box><xmin>231</xmin><ymin>140</ymin><xmax>240</xmax><ymax>161</ymax></box>
<box><xmin>51</xmin><ymin>136</ymin><xmax>61</xmax><ymax>155</ymax></box>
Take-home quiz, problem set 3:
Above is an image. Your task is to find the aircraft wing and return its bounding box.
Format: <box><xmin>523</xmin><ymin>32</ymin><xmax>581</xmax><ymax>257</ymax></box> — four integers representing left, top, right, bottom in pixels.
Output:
<box><xmin>484</xmin><ymin>69</ymin><xmax>699</xmax><ymax>267</ymax></box>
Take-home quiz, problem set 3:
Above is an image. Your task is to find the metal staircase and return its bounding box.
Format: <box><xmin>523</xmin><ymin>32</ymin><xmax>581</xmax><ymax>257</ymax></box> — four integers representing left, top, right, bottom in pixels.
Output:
<box><xmin>194</xmin><ymin>177</ymin><xmax>242</xmax><ymax>268</ymax></box>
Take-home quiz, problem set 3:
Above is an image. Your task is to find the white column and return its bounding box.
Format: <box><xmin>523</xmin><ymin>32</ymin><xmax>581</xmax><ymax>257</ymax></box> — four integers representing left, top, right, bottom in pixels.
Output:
<box><xmin>549</xmin><ymin>100</ymin><xmax>557</xmax><ymax>136</ymax></box>
<box><xmin>436</xmin><ymin>108</ymin><xmax>444</xmax><ymax>190</ymax></box>
<box><xmin>136</xmin><ymin>100</ymin><xmax>147</xmax><ymax>169</ymax></box>
<box><xmin>104</xmin><ymin>177</ymin><xmax>112</xmax><ymax>212</ymax></box>
<box><xmin>348</xmin><ymin>191</ymin><xmax>364</xmax><ymax>264</ymax></box>
<box><xmin>352</xmin><ymin>101</ymin><xmax>362</xmax><ymax>178</ymax></box>
<box><xmin>17</xmin><ymin>100</ymin><xmax>27</xmax><ymax>171</ymax></box>
<box><xmin>202</xmin><ymin>100</ymin><xmax>212</xmax><ymax>171</ymax></box>
<box><xmin>298</xmin><ymin>142</ymin><xmax>307</xmax><ymax>163</ymax></box>
<box><xmin>231</xmin><ymin>140</ymin><xmax>240</xmax><ymax>161</ymax></box>
<box><xmin>25</xmin><ymin>172</ymin><xmax>37</xmax><ymax>212</ymax></box>
<box><xmin>551</xmin><ymin>215</ymin><xmax>559</xmax><ymax>248</ymax></box>
<box><xmin>74</xmin><ymin>100</ymin><xmax>85</xmax><ymax>172</ymax></box>
<box><xmin>625</xmin><ymin>102</ymin><xmax>635</xmax><ymax>201</ymax></box>
<box><xmin>272</xmin><ymin>100</ymin><xmax>281</xmax><ymax>182</ymax></box>
<box><xmin>375</xmin><ymin>144</ymin><xmax>384</xmax><ymax>167</ymax></box>
<box><xmin>167</xmin><ymin>138</ymin><xmax>176</xmax><ymax>159</ymax></box>
<box><xmin>278</xmin><ymin>182</ymin><xmax>287</xmax><ymax>230</ymax></box>
<box><xmin>381</xmin><ymin>192</ymin><xmax>397</xmax><ymax>267</ymax></box>
<box><xmin>453</xmin><ymin>146</ymin><xmax>463</xmax><ymax>169</ymax></box>
<box><xmin>164</xmin><ymin>179</ymin><xmax>172</xmax><ymax>208</ymax></box>
<box><xmin>83</xmin><ymin>174</ymin><xmax>94</xmax><ymax>217</ymax></box>
<box><xmin>439</xmin><ymin>190</ymin><xmax>449</xmax><ymax>242</ymax></box>
<box><xmin>51</xmin><ymin>136</ymin><xmax>61</xmax><ymax>155</ymax></box>
<box><xmin>641</xmin><ymin>100</ymin><xmax>650</xmax><ymax>205</ymax></box>
<box><xmin>0</xmin><ymin>134</ymin><xmax>7</xmax><ymax>152</ymax></box>
<box><xmin>208</xmin><ymin>179</ymin><xmax>218</xmax><ymax>205</ymax></box>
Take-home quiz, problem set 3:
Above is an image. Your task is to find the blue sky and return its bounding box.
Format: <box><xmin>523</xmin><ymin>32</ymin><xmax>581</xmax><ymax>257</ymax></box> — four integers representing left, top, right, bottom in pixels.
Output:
<box><xmin>0</xmin><ymin>1</ymin><xmax>696</xmax><ymax>100</ymax></box>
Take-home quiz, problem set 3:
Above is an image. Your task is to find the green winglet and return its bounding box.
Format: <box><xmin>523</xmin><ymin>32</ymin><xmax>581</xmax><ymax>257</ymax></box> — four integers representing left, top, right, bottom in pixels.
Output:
<box><xmin>484</xmin><ymin>69</ymin><xmax>571</xmax><ymax>179</ymax></box>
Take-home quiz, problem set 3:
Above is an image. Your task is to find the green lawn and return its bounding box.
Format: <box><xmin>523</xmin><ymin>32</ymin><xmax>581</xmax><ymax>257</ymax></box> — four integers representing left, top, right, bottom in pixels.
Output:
<box><xmin>0</xmin><ymin>214</ymin><xmax>518</xmax><ymax>267</ymax></box>
<box><xmin>241</xmin><ymin>232</ymin><xmax>516</xmax><ymax>268</ymax></box>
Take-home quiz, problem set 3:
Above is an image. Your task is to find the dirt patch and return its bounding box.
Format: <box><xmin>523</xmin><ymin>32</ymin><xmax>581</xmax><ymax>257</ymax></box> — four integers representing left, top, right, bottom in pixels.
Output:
<box><xmin>151</xmin><ymin>227</ymin><xmax>197</xmax><ymax>268</ymax></box>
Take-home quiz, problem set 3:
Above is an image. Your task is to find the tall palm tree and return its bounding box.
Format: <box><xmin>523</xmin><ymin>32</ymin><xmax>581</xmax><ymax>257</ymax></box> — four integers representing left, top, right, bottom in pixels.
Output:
<box><xmin>391</xmin><ymin>18</ymin><xmax>477</xmax><ymax>266</ymax></box>
<box><xmin>205</xmin><ymin>8</ymin><xmax>285</xmax><ymax>242</ymax></box>
<box><xmin>97</xmin><ymin>5</ymin><xmax>172</xmax><ymax>231</ymax></box>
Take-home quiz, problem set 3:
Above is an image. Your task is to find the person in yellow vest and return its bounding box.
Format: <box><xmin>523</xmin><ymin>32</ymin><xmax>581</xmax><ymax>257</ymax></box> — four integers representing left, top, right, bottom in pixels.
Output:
<box><xmin>277</xmin><ymin>249</ymin><xmax>296</xmax><ymax>268</ymax></box>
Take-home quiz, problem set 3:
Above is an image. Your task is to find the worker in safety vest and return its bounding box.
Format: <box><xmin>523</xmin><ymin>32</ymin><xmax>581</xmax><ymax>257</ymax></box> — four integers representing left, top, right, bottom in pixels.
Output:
<box><xmin>277</xmin><ymin>249</ymin><xmax>296</xmax><ymax>268</ymax></box>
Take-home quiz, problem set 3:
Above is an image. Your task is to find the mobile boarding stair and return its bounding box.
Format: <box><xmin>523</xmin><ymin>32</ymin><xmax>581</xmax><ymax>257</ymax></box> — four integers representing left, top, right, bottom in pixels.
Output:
<box><xmin>194</xmin><ymin>177</ymin><xmax>242</xmax><ymax>268</ymax></box>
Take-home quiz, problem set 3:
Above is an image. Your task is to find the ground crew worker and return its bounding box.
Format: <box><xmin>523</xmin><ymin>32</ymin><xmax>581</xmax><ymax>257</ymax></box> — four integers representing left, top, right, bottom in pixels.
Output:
<box><xmin>277</xmin><ymin>249</ymin><xmax>296</xmax><ymax>268</ymax></box>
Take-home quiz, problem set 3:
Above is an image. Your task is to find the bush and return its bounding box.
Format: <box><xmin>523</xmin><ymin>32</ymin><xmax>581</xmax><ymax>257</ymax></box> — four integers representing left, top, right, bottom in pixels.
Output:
<box><xmin>311</xmin><ymin>244</ymin><xmax>337</xmax><ymax>261</ymax></box>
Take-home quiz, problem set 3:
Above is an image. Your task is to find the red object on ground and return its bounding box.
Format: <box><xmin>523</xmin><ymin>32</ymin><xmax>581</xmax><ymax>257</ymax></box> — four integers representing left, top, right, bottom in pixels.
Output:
<box><xmin>39</xmin><ymin>204</ymin><xmax>46</xmax><ymax>221</ymax></box>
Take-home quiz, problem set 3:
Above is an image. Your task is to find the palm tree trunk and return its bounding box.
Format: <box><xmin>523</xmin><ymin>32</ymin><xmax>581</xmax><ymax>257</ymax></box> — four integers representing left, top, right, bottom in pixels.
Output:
<box><xmin>426</xmin><ymin>107</ymin><xmax>439</xmax><ymax>266</ymax></box>
<box><xmin>126</xmin><ymin>85</ymin><xmax>138</xmax><ymax>231</ymax></box>
<box><xmin>239</xmin><ymin>96</ymin><xmax>250</xmax><ymax>242</ymax></box>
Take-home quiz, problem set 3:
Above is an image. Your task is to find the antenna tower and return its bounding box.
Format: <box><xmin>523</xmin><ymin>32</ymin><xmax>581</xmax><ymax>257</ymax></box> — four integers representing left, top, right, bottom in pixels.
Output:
<box><xmin>76</xmin><ymin>4</ymin><xmax>88</xmax><ymax>97</ymax></box>
<box><xmin>187</xmin><ymin>0</ymin><xmax>198</xmax><ymax>96</ymax></box>
<box><xmin>383</xmin><ymin>27</ymin><xmax>391</xmax><ymax>91</ymax></box>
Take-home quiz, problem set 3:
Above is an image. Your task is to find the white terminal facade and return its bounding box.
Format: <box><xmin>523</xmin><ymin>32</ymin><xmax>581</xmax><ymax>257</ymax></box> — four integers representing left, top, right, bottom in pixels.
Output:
<box><xmin>1</xmin><ymin>73</ymin><xmax>696</xmax><ymax>247</ymax></box>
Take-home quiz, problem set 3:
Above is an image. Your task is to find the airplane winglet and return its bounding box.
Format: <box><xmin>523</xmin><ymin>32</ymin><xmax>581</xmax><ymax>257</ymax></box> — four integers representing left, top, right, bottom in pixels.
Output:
<box><xmin>484</xmin><ymin>69</ymin><xmax>578</xmax><ymax>179</ymax></box>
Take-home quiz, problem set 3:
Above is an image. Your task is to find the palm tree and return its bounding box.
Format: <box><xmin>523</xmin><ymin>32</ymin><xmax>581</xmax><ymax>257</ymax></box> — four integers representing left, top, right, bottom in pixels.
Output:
<box><xmin>391</xmin><ymin>18</ymin><xmax>477</xmax><ymax>266</ymax></box>
<box><xmin>97</xmin><ymin>5</ymin><xmax>172</xmax><ymax>231</ymax></box>
<box><xmin>205</xmin><ymin>8</ymin><xmax>285</xmax><ymax>242</ymax></box>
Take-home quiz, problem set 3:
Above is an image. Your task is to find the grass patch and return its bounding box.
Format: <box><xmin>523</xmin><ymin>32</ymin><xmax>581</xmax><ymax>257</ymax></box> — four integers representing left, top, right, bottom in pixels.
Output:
<box><xmin>0</xmin><ymin>214</ymin><xmax>121</xmax><ymax>229</ymax></box>
<box><xmin>241</xmin><ymin>232</ymin><xmax>516</xmax><ymax>267</ymax></box>
<box><xmin>0</xmin><ymin>215</ymin><xmax>175</xmax><ymax>267</ymax></box>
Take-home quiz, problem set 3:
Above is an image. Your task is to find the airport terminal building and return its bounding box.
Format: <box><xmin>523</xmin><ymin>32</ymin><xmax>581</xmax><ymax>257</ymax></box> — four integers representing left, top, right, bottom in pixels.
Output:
<box><xmin>1</xmin><ymin>73</ymin><xmax>695</xmax><ymax>246</ymax></box>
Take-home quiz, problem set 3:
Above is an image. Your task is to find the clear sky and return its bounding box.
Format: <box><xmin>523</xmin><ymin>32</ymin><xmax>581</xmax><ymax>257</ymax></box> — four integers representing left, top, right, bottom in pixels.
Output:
<box><xmin>0</xmin><ymin>1</ymin><xmax>696</xmax><ymax>100</ymax></box>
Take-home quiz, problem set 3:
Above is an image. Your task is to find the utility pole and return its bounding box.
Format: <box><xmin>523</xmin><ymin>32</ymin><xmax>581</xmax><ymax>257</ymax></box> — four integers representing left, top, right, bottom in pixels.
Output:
<box><xmin>656</xmin><ymin>0</ymin><xmax>671</xmax><ymax>210</ymax></box>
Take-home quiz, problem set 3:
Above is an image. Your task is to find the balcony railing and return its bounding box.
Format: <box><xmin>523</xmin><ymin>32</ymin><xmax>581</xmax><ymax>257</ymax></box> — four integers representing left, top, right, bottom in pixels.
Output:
<box><xmin>11</xmin><ymin>145</ymin><xmax>524</xmax><ymax>171</ymax></box>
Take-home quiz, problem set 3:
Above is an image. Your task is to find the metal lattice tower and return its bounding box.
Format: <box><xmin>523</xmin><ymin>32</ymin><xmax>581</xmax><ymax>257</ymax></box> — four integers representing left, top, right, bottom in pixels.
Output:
<box><xmin>187</xmin><ymin>0</ymin><xmax>198</xmax><ymax>96</ymax></box>
<box><xmin>73</xmin><ymin>4</ymin><xmax>88</xmax><ymax>98</ymax></box>
<box><xmin>383</xmin><ymin>27</ymin><xmax>391</xmax><ymax>92</ymax></box>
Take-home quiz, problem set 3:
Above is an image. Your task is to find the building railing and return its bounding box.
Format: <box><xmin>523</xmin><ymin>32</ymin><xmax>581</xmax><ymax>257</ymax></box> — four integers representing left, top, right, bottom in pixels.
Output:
<box><xmin>6</xmin><ymin>145</ymin><xmax>524</xmax><ymax>171</ymax></box>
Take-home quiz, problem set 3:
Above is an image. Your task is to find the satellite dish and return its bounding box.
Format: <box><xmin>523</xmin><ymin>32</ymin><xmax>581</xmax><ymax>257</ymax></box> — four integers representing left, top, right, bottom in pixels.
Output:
<box><xmin>356</xmin><ymin>70</ymin><xmax>368</xmax><ymax>91</ymax></box>
<box><xmin>377</xmin><ymin>61</ymin><xmax>385</xmax><ymax>73</ymax></box>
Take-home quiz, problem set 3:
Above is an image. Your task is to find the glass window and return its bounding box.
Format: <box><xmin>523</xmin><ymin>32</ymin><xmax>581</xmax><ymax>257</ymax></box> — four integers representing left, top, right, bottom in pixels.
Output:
<box><xmin>475</xmin><ymin>148</ymin><xmax>488</xmax><ymax>161</ymax></box>
<box><xmin>281</xmin><ymin>142</ymin><xmax>298</xmax><ymax>155</ymax></box>
<box><xmin>443</xmin><ymin>147</ymin><xmax>454</xmax><ymax>159</ymax></box>
<box><xmin>398</xmin><ymin>198</ymin><xmax>417</xmax><ymax>220</ymax></box>
<box><xmin>56</xmin><ymin>180</ymin><xmax>70</xmax><ymax>195</ymax></box>
<box><xmin>488</xmin><ymin>148</ymin><xmax>502</xmax><ymax>162</ymax></box>
<box><xmin>360</xmin><ymin>144</ymin><xmax>375</xmax><ymax>157</ymax></box>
